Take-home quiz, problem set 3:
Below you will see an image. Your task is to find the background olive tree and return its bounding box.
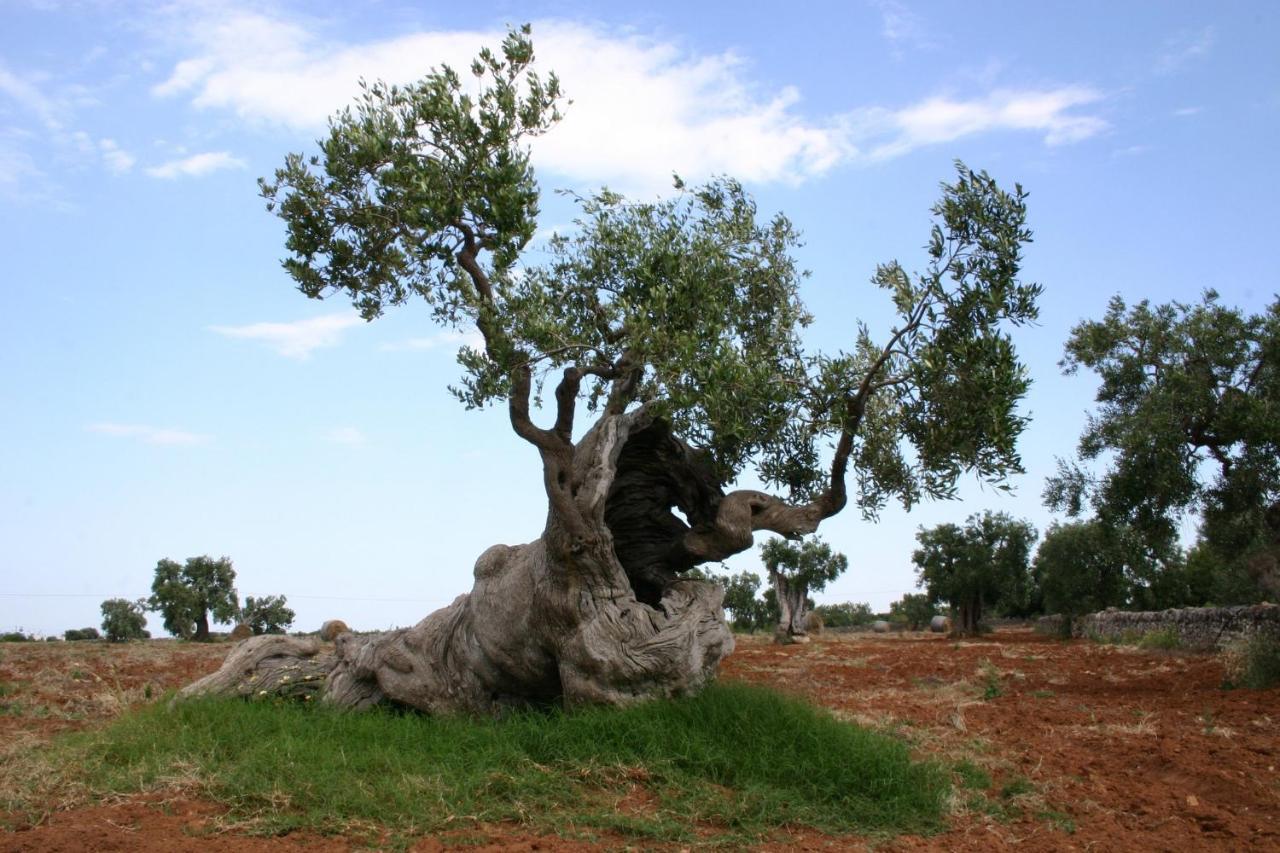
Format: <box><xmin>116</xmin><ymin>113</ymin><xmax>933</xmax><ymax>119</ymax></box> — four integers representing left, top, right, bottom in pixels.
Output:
<box><xmin>889</xmin><ymin>593</ymin><xmax>937</xmax><ymax>631</ymax></box>
<box><xmin>149</xmin><ymin>556</ymin><xmax>239</xmax><ymax>641</ymax></box>
<box><xmin>913</xmin><ymin>512</ymin><xmax>1036</xmax><ymax>635</ymax></box>
<box><xmin>1046</xmin><ymin>292</ymin><xmax>1279</xmax><ymax>602</ymax></box>
<box><xmin>100</xmin><ymin>598</ymin><xmax>149</xmax><ymax>643</ymax></box>
<box><xmin>241</xmin><ymin>595</ymin><xmax>296</xmax><ymax>635</ymax></box>
<box><xmin>760</xmin><ymin>537</ymin><xmax>848</xmax><ymax>641</ymax></box>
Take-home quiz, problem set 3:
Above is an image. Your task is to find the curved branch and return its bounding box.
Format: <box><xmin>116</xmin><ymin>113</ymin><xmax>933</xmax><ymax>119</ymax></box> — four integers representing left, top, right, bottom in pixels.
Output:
<box><xmin>814</xmin><ymin>294</ymin><xmax>931</xmax><ymax>520</ymax></box>
<box><xmin>675</xmin><ymin>490</ymin><xmax>823</xmax><ymax>564</ymax></box>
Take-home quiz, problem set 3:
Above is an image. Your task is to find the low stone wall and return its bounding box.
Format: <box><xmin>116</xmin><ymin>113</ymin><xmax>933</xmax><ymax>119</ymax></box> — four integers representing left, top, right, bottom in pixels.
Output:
<box><xmin>1038</xmin><ymin>604</ymin><xmax>1280</xmax><ymax>650</ymax></box>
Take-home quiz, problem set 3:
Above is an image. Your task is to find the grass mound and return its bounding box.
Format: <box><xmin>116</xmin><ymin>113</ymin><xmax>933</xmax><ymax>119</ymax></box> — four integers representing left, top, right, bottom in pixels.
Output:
<box><xmin>19</xmin><ymin>682</ymin><xmax>946</xmax><ymax>843</ymax></box>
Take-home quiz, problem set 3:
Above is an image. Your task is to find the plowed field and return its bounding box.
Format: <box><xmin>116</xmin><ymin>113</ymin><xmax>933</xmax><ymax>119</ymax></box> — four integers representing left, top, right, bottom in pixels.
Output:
<box><xmin>2</xmin><ymin>629</ymin><xmax>1277</xmax><ymax>850</ymax></box>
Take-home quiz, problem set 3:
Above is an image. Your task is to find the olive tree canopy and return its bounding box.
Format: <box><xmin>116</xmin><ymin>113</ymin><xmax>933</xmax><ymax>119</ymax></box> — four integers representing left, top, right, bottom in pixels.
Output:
<box><xmin>1046</xmin><ymin>292</ymin><xmax>1280</xmax><ymax>600</ymax></box>
<box><xmin>913</xmin><ymin>511</ymin><xmax>1036</xmax><ymax>636</ymax></box>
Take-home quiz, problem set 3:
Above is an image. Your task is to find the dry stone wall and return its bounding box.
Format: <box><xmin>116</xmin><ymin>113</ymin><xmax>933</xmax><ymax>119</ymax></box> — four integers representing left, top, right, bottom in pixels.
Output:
<box><xmin>1037</xmin><ymin>604</ymin><xmax>1280</xmax><ymax>649</ymax></box>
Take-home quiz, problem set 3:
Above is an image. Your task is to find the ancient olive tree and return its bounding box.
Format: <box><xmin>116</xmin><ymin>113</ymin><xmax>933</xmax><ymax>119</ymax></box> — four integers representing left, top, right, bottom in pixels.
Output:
<box><xmin>760</xmin><ymin>537</ymin><xmax>847</xmax><ymax>642</ymax></box>
<box><xmin>183</xmin><ymin>28</ymin><xmax>1041</xmax><ymax>712</ymax></box>
<box><xmin>149</xmin><ymin>556</ymin><xmax>239</xmax><ymax>641</ymax></box>
<box><xmin>913</xmin><ymin>512</ymin><xmax>1036</xmax><ymax>636</ymax></box>
<box><xmin>1046</xmin><ymin>292</ymin><xmax>1280</xmax><ymax>601</ymax></box>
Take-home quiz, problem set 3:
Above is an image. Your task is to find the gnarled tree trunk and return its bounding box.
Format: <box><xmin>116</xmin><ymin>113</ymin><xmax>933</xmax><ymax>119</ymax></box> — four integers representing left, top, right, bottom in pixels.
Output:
<box><xmin>181</xmin><ymin>406</ymin><xmax>826</xmax><ymax>713</ymax></box>
<box><xmin>769</xmin><ymin>571</ymin><xmax>811</xmax><ymax>644</ymax></box>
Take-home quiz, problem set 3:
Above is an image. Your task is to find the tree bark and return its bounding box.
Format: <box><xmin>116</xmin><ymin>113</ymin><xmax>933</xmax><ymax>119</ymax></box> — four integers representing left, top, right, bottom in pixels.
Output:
<box><xmin>769</xmin><ymin>571</ymin><xmax>810</xmax><ymax>644</ymax></box>
<box><xmin>180</xmin><ymin>407</ymin><xmax>744</xmax><ymax>713</ymax></box>
<box><xmin>194</xmin><ymin>611</ymin><xmax>211</xmax><ymax>643</ymax></box>
<box><xmin>954</xmin><ymin>598</ymin><xmax>982</xmax><ymax>637</ymax></box>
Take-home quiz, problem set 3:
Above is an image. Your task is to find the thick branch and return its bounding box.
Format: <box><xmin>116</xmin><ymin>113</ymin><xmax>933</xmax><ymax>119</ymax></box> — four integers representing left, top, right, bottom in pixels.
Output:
<box><xmin>508</xmin><ymin>364</ymin><xmax>554</xmax><ymax>451</ymax></box>
<box><xmin>677</xmin><ymin>490</ymin><xmax>823</xmax><ymax>564</ymax></box>
<box><xmin>605</xmin><ymin>350</ymin><xmax>642</xmax><ymax>416</ymax></box>
<box><xmin>553</xmin><ymin>367</ymin><xmax>583</xmax><ymax>442</ymax></box>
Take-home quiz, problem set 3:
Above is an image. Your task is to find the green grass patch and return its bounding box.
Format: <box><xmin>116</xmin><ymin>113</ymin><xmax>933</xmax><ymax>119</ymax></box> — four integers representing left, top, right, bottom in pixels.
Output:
<box><xmin>951</xmin><ymin>760</ymin><xmax>991</xmax><ymax>791</ymax></box>
<box><xmin>15</xmin><ymin>682</ymin><xmax>947</xmax><ymax>844</ymax></box>
<box><xmin>977</xmin><ymin>660</ymin><xmax>1003</xmax><ymax>701</ymax></box>
<box><xmin>1036</xmin><ymin>808</ymin><xmax>1076</xmax><ymax>834</ymax></box>
<box><xmin>1135</xmin><ymin>628</ymin><xmax>1181</xmax><ymax>650</ymax></box>
<box><xmin>999</xmin><ymin>776</ymin><xmax>1033</xmax><ymax>799</ymax></box>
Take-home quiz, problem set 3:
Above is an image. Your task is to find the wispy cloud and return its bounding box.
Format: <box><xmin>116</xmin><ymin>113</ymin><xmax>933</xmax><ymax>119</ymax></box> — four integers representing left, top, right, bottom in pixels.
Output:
<box><xmin>873</xmin><ymin>0</ymin><xmax>937</xmax><ymax>58</ymax></box>
<box><xmin>853</xmin><ymin>87</ymin><xmax>1108</xmax><ymax>161</ymax></box>
<box><xmin>0</xmin><ymin>63</ymin><xmax>65</xmax><ymax>130</ymax></box>
<box><xmin>210</xmin><ymin>313</ymin><xmax>364</xmax><ymax>359</ymax></box>
<box><xmin>0</xmin><ymin>132</ymin><xmax>41</xmax><ymax>184</ymax></box>
<box><xmin>87</xmin><ymin>423</ymin><xmax>211</xmax><ymax>445</ymax></box>
<box><xmin>0</xmin><ymin>60</ymin><xmax>133</xmax><ymax>183</ymax></box>
<box><xmin>323</xmin><ymin>426</ymin><xmax>366</xmax><ymax>445</ymax></box>
<box><xmin>145</xmin><ymin>150</ymin><xmax>244</xmax><ymax>179</ymax></box>
<box><xmin>1112</xmin><ymin>144</ymin><xmax>1149</xmax><ymax>158</ymax></box>
<box><xmin>379</xmin><ymin>329</ymin><xmax>484</xmax><ymax>352</ymax></box>
<box><xmin>1156</xmin><ymin>27</ymin><xmax>1215</xmax><ymax>75</ymax></box>
<box><xmin>99</xmin><ymin>138</ymin><xmax>134</xmax><ymax>174</ymax></box>
<box><xmin>1173</xmin><ymin>106</ymin><xmax>1202</xmax><ymax>118</ymax></box>
<box><xmin>151</xmin><ymin>11</ymin><xmax>1107</xmax><ymax>195</ymax></box>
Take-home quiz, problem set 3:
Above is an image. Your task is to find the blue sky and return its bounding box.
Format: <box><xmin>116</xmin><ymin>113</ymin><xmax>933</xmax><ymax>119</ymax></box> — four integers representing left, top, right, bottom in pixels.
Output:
<box><xmin>2</xmin><ymin>1</ymin><xmax>1277</xmax><ymax>637</ymax></box>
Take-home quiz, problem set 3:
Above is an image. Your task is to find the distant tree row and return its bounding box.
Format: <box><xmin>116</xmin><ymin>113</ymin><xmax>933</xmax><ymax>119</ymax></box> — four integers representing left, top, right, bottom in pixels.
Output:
<box><xmin>912</xmin><ymin>511</ymin><xmax>1273</xmax><ymax>637</ymax></box>
<box><xmin>84</xmin><ymin>556</ymin><xmax>296</xmax><ymax>642</ymax></box>
<box><xmin>910</xmin><ymin>292</ymin><xmax>1276</xmax><ymax>634</ymax></box>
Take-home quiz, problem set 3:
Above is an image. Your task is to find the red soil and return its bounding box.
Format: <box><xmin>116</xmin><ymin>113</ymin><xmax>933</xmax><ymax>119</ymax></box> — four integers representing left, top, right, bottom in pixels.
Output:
<box><xmin>2</xmin><ymin>630</ymin><xmax>1277</xmax><ymax>850</ymax></box>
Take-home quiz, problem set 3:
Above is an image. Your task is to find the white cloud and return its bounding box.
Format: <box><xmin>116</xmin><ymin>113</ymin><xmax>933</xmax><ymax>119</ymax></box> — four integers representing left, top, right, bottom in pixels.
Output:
<box><xmin>0</xmin><ymin>63</ymin><xmax>64</xmax><ymax>130</ymax></box>
<box><xmin>210</xmin><ymin>313</ymin><xmax>364</xmax><ymax>359</ymax></box>
<box><xmin>1173</xmin><ymin>106</ymin><xmax>1202</xmax><ymax>117</ymax></box>
<box><xmin>1112</xmin><ymin>144</ymin><xmax>1148</xmax><ymax>157</ymax></box>
<box><xmin>152</xmin><ymin>11</ymin><xmax>1107</xmax><ymax>194</ymax></box>
<box><xmin>1156</xmin><ymin>27</ymin><xmax>1215</xmax><ymax>75</ymax></box>
<box><xmin>145</xmin><ymin>150</ymin><xmax>244</xmax><ymax>179</ymax></box>
<box><xmin>380</xmin><ymin>329</ymin><xmax>484</xmax><ymax>352</ymax></box>
<box><xmin>87</xmin><ymin>423</ymin><xmax>211</xmax><ymax>445</ymax></box>
<box><xmin>0</xmin><ymin>62</ymin><xmax>137</xmax><ymax>181</ymax></box>
<box><xmin>323</xmin><ymin>426</ymin><xmax>366</xmax><ymax>445</ymax></box>
<box><xmin>857</xmin><ymin>87</ymin><xmax>1108</xmax><ymax>160</ymax></box>
<box><xmin>99</xmin><ymin>138</ymin><xmax>134</xmax><ymax>174</ymax></box>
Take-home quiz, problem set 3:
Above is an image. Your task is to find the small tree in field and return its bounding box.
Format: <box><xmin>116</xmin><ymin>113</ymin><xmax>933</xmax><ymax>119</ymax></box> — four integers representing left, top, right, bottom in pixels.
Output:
<box><xmin>760</xmin><ymin>537</ymin><xmax>848</xmax><ymax>641</ymax></box>
<box><xmin>913</xmin><ymin>512</ymin><xmax>1035</xmax><ymax>636</ymax></box>
<box><xmin>100</xmin><ymin>598</ymin><xmax>149</xmax><ymax>643</ymax></box>
<box><xmin>149</xmin><ymin>556</ymin><xmax>239</xmax><ymax>641</ymax></box>
<box><xmin>814</xmin><ymin>601</ymin><xmax>874</xmax><ymax>628</ymax></box>
<box><xmin>889</xmin><ymin>593</ymin><xmax>936</xmax><ymax>631</ymax></box>
<box><xmin>241</xmin><ymin>595</ymin><xmax>296</xmax><ymax>635</ymax></box>
<box><xmin>717</xmin><ymin>571</ymin><xmax>774</xmax><ymax>632</ymax></box>
<box><xmin>182</xmin><ymin>28</ymin><xmax>1041</xmax><ymax>712</ymax></box>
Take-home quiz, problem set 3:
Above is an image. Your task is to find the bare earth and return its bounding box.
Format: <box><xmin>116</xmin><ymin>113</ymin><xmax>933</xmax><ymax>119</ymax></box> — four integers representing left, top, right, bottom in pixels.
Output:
<box><xmin>2</xmin><ymin>629</ymin><xmax>1277</xmax><ymax>850</ymax></box>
